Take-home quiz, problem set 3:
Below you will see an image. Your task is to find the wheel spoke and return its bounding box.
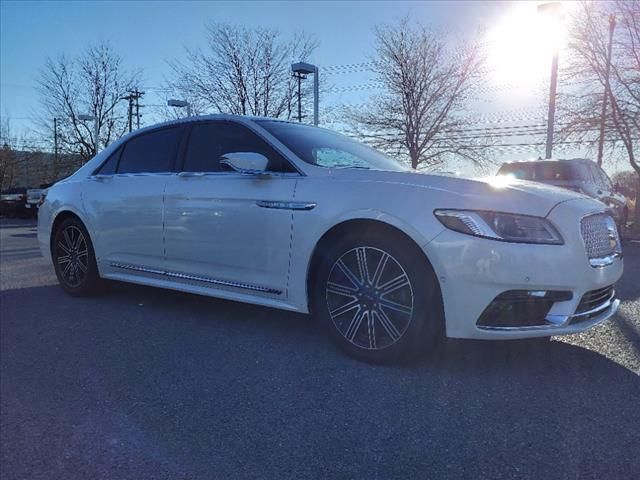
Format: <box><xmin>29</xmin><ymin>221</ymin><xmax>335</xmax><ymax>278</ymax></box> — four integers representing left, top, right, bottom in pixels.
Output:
<box><xmin>379</xmin><ymin>298</ymin><xmax>413</xmax><ymax>316</ymax></box>
<box><xmin>336</xmin><ymin>259</ymin><xmax>362</xmax><ymax>289</ymax></box>
<box><xmin>73</xmin><ymin>231</ymin><xmax>85</xmax><ymax>250</ymax></box>
<box><xmin>330</xmin><ymin>298</ymin><xmax>360</xmax><ymax>318</ymax></box>
<box><xmin>373</xmin><ymin>308</ymin><xmax>401</xmax><ymax>341</ymax></box>
<box><xmin>380</xmin><ymin>273</ymin><xmax>410</xmax><ymax>296</ymax></box>
<box><xmin>326</xmin><ymin>281</ymin><xmax>357</xmax><ymax>298</ymax></box>
<box><xmin>76</xmin><ymin>249</ymin><xmax>88</xmax><ymax>258</ymax></box>
<box><xmin>356</xmin><ymin>247</ymin><xmax>370</xmax><ymax>284</ymax></box>
<box><xmin>371</xmin><ymin>252</ymin><xmax>389</xmax><ymax>288</ymax></box>
<box><xmin>57</xmin><ymin>241</ymin><xmax>71</xmax><ymax>255</ymax></box>
<box><xmin>57</xmin><ymin>255</ymin><xmax>72</xmax><ymax>265</ymax></box>
<box><xmin>62</xmin><ymin>228</ymin><xmax>74</xmax><ymax>250</ymax></box>
<box><xmin>367</xmin><ymin>312</ymin><xmax>377</xmax><ymax>349</ymax></box>
<box><xmin>62</xmin><ymin>259</ymin><xmax>73</xmax><ymax>278</ymax></box>
<box><xmin>344</xmin><ymin>307</ymin><xmax>366</xmax><ymax>341</ymax></box>
<box><xmin>76</xmin><ymin>259</ymin><xmax>87</xmax><ymax>273</ymax></box>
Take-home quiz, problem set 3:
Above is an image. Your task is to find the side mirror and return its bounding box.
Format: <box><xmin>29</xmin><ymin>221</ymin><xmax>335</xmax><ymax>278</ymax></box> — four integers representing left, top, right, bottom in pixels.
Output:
<box><xmin>219</xmin><ymin>152</ymin><xmax>269</xmax><ymax>175</ymax></box>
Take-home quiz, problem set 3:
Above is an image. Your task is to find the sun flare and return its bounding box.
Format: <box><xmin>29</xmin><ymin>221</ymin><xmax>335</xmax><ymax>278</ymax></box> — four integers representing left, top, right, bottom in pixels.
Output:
<box><xmin>485</xmin><ymin>2</ymin><xmax>574</xmax><ymax>89</ymax></box>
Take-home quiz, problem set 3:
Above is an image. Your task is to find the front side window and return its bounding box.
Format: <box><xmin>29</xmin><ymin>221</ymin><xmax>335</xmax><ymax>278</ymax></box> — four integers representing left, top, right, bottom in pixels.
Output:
<box><xmin>182</xmin><ymin>121</ymin><xmax>295</xmax><ymax>173</ymax></box>
<box><xmin>117</xmin><ymin>127</ymin><xmax>182</xmax><ymax>174</ymax></box>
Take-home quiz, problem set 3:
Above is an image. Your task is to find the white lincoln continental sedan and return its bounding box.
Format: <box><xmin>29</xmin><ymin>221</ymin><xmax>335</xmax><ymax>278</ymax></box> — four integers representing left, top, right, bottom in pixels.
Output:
<box><xmin>38</xmin><ymin>115</ymin><xmax>623</xmax><ymax>363</ymax></box>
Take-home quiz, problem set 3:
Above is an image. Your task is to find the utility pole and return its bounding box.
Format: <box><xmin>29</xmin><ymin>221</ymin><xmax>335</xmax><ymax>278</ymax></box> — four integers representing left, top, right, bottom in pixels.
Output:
<box><xmin>597</xmin><ymin>14</ymin><xmax>616</xmax><ymax>167</ymax></box>
<box><xmin>538</xmin><ymin>2</ymin><xmax>562</xmax><ymax>160</ymax></box>
<box><xmin>545</xmin><ymin>51</ymin><xmax>559</xmax><ymax>159</ymax></box>
<box><xmin>53</xmin><ymin>117</ymin><xmax>58</xmax><ymax>166</ymax></box>
<box><xmin>123</xmin><ymin>89</ymin><xmax>144</xmax><ymax>131</ymax></box>
<box><xmin>134</xmin><ymin>88</ymin><xmax>144</xmax><ymax>129</ymax></box>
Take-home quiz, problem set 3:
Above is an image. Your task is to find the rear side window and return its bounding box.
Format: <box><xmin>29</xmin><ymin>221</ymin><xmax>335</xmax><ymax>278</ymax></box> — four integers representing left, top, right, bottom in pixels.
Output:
<box><xmin>182</xmin><ymin>122</ymin><xmax>295</xmax><ymax>173</ymax></box>
<box><xmin>94</xmin><ymin>146</ymin><xmax>122</xmax><ymax>175</ymax></box>
<box><xmin>118</xmin><ymin>127</ymin><xmax>182</xmax><ymax>174</ymax></box>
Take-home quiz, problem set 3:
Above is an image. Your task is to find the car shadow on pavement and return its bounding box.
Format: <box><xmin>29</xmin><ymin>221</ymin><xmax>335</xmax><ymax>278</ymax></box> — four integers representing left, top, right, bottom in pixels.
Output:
<box><xmin>2</xmin><ymin>283</ymin><xmax>639</xmax><ymax>479</ymax></box>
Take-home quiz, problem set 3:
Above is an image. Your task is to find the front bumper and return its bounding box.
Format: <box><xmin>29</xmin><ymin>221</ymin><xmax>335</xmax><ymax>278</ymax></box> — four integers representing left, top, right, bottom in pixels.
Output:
<box><xmin>424</xmin><ymin>198</ymin><xmax>624</xmax><ymax>340</ymax></box>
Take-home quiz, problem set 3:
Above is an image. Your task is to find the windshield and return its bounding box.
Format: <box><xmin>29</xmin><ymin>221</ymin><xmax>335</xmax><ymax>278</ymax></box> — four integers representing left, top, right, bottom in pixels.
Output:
<box><xmin>257</xmin><ymin>120</ymin><xmax>407</xmax><ymax>171</ymax></box>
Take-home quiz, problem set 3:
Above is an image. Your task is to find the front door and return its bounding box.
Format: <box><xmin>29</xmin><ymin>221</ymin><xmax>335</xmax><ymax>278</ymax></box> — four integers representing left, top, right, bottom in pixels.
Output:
<box><xmin>163</xmin><ymin>120</ymin><xmax>300</xmax><ymax>297</ymax></box>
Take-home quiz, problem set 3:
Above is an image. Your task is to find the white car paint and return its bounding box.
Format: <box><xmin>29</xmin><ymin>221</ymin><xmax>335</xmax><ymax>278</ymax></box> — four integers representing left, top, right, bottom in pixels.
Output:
<box><xmin>38</xmin><ymin>115</ymin><xmax>624</xmax><ymax>340</ymax></box>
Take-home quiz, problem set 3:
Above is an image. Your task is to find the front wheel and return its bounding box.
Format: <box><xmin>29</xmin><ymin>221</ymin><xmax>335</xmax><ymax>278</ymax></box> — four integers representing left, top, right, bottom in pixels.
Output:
<box><xmin>52</xmin><ymin>217</ymin><xmax>101</xmax><ymax>296</ymax></box>
<box><xmin>311</xmin><ymin>232</ymin><xmax>444</xmax><ymax>364</ymax></box>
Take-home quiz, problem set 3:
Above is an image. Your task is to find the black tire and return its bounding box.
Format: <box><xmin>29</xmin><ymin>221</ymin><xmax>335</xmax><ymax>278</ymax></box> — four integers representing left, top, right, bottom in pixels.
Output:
<box><xmin>310</xmin><ymin>230</ymin><xmax>444</xmax><ymax>364</ymax></box>
<box><xmin>52</xmin><ymin>216</ymin><xmax>101</xmax><ymax>296</ymax></box>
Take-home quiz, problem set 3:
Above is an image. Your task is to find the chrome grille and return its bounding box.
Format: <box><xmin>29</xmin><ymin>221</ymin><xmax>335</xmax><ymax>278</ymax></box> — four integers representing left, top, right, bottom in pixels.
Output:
<box><xmin>580</xmin><ymin>213</ymin><xmax>619</xmax><ymax>260</ymax></box>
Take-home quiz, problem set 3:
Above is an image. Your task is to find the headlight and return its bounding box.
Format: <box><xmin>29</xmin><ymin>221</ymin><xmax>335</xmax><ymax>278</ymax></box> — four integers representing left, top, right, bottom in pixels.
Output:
<box><xmin>434</xmin><ymin>210</ymin><xmax>564</xmax><ymax>245</ymax></box>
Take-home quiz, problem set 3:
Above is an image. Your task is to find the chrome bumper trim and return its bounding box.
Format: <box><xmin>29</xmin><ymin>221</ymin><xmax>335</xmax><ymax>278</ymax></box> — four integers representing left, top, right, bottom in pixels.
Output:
<box><xmin>589</xmin><ymin>251</ymin><xmax>623</xmax><ymax>268</ymax></box>
<box><xmin>477</xmin><ymin>296</ymin><xmax>619</xmax><ymax>332</ymax></box>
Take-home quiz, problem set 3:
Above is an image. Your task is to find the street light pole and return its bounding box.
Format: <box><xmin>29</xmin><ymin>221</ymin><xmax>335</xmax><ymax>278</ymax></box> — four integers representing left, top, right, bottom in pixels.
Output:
<box><xmin>545</xmin><ymin>51</ymin><xmax>559</xmax><ymax>159</ymax></box>
<box><xmin>167</xmin><ymin>99</ymin><xmax>192</xmax><ymax>117</ymax></box>
<box><xmin>538</xmin><ymin>2</ymin><xmax>562</xmax><ymax>160</ymax></box>
<box><xmin>291</xmin><ymin>62</ymin><xmax>319</xmax><ymax>126</ymax></box>
<box><xmin>597</xmin><ymin>14</ymin><xmax>616</xmax><ymax>166</ymax></box>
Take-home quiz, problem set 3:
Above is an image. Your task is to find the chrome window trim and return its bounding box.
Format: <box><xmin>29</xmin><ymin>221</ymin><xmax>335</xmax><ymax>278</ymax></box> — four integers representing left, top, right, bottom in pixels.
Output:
<box><xmin>110</xmin><ymin>262</ymin><xmax>282</xmax><ymax>295</ymax></box>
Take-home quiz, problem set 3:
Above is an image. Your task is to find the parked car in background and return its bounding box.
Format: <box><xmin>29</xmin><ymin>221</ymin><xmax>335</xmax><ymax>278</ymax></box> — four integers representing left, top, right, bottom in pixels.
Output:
<box><xmin>0</xmin><ymin>187</ymin><xmax>28</xmax><ymax>218</ymax></box>
<box><xmin>497</xmin><ymin>158</ymin><xmax>629</xmax><ymax>235</ymax></box>
<box><xmin>38</xmin><ymin>116</ymin><xmax>623</xmax><ymax>363</ymax></box>
<box><xmin>26</xmin><ymin>183</ymin><xmax>53</xmax><ymax>217</ymax></box>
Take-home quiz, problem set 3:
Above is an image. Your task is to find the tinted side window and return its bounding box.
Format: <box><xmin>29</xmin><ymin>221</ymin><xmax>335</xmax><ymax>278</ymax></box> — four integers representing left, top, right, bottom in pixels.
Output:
<box><xmin>183</xmin><ymin>122</ymin><xmax>295</xmax><ymax>173</ymax></box>
<box><xmin>94</xmin><ymin>146</ymin><xmax>122</xmax><ymax>175</ymax></box>
<box><xmin>118</xmin><ymin>127</ymin><xmax>182</xmax><ymax>174</ymax></box>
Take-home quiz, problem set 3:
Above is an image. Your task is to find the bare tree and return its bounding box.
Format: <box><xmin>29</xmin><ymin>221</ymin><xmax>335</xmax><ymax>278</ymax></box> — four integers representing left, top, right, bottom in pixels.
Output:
<box><xmin>560</xmin><ymin>1</ymin><xmax>639</xmax><ymax>223</ymax></box>
<box><xmin>36</xmin><ymin>43</ymin><xmax>139</xmax><ymax>160</ymax></box>
<box><xmin>168</xmin><ymin>24</ymin><xmax>317</xmax><ymax>119</ymax></box>
<box><xmin>346</xmin><ymin>17</ymin><xmax>485</xmax><ymax>170</ymax></box>
<box><xmin>0</xmin><ymin>143</ymin><xmax>17</xmax><ymax>190</ymax></box>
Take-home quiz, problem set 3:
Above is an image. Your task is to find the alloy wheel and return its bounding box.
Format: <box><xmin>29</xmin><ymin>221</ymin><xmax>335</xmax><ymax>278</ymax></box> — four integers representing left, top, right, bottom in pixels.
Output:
<box><xmin>325</xmin><ymin>246</ymin><xmax>414</xmax><ymax>350</ymax></box>
<box><xmin>55</xmin><ymin>225</ymin><xmax>89</xmax><ymax>288</ymax></box>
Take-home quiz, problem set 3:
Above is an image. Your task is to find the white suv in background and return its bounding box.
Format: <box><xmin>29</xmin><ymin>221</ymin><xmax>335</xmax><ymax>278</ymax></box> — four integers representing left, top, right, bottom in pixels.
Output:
<box><xmin>498</xmin><ymin>158</ymin><xmax>629</xmax><ymax>235</ymax></box>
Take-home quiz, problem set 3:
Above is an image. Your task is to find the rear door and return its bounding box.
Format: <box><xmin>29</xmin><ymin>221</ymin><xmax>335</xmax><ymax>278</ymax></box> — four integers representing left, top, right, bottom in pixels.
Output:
<box><xmin>82</xmin><ymin>126</ymin><xmax>184</xmax><ymax>273</ymax></box>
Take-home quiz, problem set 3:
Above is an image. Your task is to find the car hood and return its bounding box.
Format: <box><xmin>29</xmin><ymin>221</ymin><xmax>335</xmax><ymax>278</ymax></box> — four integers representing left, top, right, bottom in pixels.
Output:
<box><xmin>330</xmin><ymin>168</ymin><xmax>595</xmax><ymax>217</ymax></box>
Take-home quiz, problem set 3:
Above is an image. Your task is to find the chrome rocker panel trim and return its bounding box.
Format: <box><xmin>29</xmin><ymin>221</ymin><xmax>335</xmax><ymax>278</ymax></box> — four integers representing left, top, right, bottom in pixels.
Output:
<box><xmin>110</xmin><ymin>262</ymin><xmax>282</xmax><ymax>295</ymax></box>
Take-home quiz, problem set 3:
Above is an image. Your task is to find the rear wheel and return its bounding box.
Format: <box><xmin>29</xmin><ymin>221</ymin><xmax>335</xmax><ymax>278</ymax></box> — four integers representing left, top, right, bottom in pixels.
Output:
<box><xmin>311</xmin><ymin>231</ymin><xmax>444</xmax><ymax>363</ymax></box>
<box><xmin>52</xmin><ymin>217</ymin><xmax>101</xmax><ymax>296</ymax></box>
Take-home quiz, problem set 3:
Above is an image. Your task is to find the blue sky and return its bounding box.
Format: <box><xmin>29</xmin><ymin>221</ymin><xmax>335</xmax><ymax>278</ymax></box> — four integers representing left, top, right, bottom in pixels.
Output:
<box><xmin>1</xmin><ymin>0</ymin><xmax>600</xmax><ymax>172</ymax></box>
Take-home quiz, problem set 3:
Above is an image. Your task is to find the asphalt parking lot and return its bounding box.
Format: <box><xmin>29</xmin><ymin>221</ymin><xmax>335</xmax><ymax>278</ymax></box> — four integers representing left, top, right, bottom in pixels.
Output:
<box><xmin>1</xmin><ymin>218</ymin><xmax>639</xmax><ymax>479</ymax></box>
